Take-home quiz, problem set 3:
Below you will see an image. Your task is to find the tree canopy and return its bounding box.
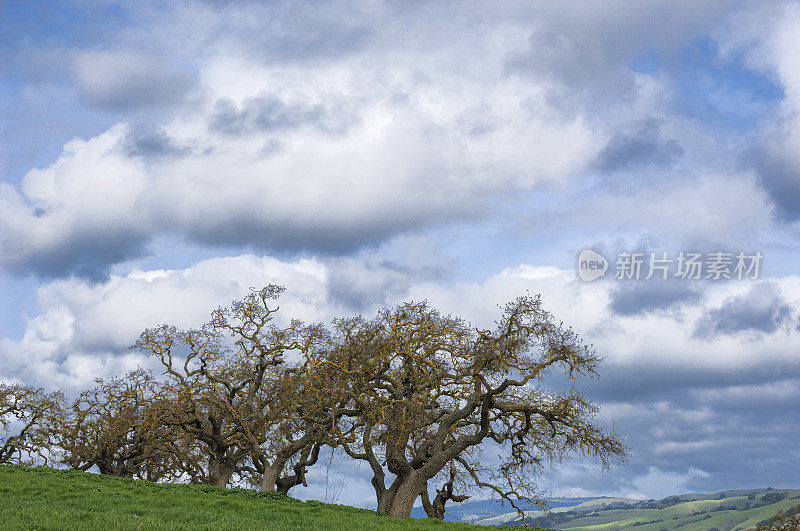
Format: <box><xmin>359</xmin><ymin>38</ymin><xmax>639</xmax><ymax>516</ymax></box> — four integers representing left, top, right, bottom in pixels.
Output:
<box><xmin>0</xmin><ymin>383</ymin><xmax>63</xmax><ymax>465</ymax></box>
<box><xmin>309</xmin><ymin>296</ymin><xmax>625</xmax><ymax>518</ymax></box>
<box><xmin>3</xmin><ymin>285</ymin><xmax>625</xmax><ymax>521</ymax></box>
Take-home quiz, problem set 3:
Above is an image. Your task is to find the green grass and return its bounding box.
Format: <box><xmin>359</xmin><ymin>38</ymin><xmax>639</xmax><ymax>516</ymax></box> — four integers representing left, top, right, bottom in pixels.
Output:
<box><xmin>0</xmin><ymin>465</ymin><xmax>544</xmax><ymax>530</ymax></box>
<box><xmin>552</xmin><ymin>492</ymin><xmax>800</xmax><ymax>530</ymax></box>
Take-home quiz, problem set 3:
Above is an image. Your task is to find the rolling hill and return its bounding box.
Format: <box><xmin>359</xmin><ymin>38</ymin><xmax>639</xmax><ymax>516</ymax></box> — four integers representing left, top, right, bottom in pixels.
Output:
<box><xmin>463</xmin><ymin>488</ymin><xmax>800</xmax><ymax>529</ymax></box>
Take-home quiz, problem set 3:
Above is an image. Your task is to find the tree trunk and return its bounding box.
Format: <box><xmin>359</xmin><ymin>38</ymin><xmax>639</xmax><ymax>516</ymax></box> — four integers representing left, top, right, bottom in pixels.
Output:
<box><xmin>388</xmin><ymin>476</ymin><xmax>426</xmax><ymax>518</ymax></box>
<box><xmin>429</xmin><ymin>471</ymin><xmax>470</xmax><ymax>520</ymax></box>
<box><xmin>377</xmin><ymin>479</ymin><xmax>401</xmax><ymax>514</ymax></box>
<box><xmin>259</xmin><ymin>466</ymin><xmax>281</xmax><ymax>492</ymax></box>
<box><xmin>421</xmin><ymin>488</ymin><xmax>435</xmax><ymax>518</ymax></box>
<box><xmin>431</xmin><ymin>493</ymin><xmax>447</xmax><ymax>520</ymax></box>
<box><xmin>208</xmin><ymin>457</ymin><xmax>235</xmax><ymax>487</ymax></box>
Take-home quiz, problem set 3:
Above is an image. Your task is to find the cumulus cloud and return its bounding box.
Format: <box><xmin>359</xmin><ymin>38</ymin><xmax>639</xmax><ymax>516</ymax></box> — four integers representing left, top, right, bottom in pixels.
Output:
<box><xmin>0</xmin><ymin>255</ymin><xmax>326</xmax><ymax>388</ymax></box>
<box><xmin>606</xmin><ymin>269</ymin><xmax>705</xmax><ymax>317</ymax></box>
<box><xmin>1</xmin><ymin>17</ymin><xmax>603</xmax><ymax>278</ymax></box>
<box><xmin>0</xmin><ymin>125</ymin><xmax>151</xmax><ymax>279</ymax></box>
<box><xmin>11</xmin><ymin>254</ymin><xmax>794</xmax><ymax>390</ymax></box>
<box><xmin>694</xmin><ymin>281</ymin><xmax>796</xmax><ymax>338</ymax></box>
<box><xmin>0</xmin><ymin>252</ymin><xmax>441</xmax><ymax>389</ymax></box>
<box><xmin>3</xmin><ymin>0</ymin><xmax>750</xmax><ymax>280</ymax></box>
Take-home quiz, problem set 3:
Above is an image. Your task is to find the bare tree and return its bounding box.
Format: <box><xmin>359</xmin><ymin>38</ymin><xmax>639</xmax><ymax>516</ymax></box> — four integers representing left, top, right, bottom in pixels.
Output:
<box><xmin>13</xmin><ymin>285</ymin><xmax>623</xmax><ymax>521</ymax></box>
<box><xmin>313</xmin><ymin>296</ymin><xmax>626</xmax><ymax>519</ymax></box>
<box><xmin>0</xmin><ymin>383</ymin><xmax>64</xmax><ymax>465</ymax></box>
<box><xmin>133</xmin><ymin>285</ymin><xmax>335</xmax><ymax>491</ymax></box>
<box><xmin>57</xmin><ymin>369</ymin><xmax>179</xmax><ymax>480</ymax></box>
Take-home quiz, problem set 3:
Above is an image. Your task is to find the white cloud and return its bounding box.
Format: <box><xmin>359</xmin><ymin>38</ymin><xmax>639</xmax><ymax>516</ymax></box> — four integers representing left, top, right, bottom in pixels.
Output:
<box><xmin>0</xmin><ymin>255</ymin><xmax>332</xmax><ymax>389</ymax></box>
<box><xmin>0</xmin><ymin>124</ymin><xmax>150</xmax><ymax>277</ymax></box>
<box><xmin>4</xmin><ymin>251</ymin><xmax>797</xmax><ymax>395</ymax></box>
<box><xmin>4</xmin><ymin>0</ymin><xmax>749</xmax><ymax>278</ymax></box>
<box><xmin>2</xmin><ymin>40</ymin><xmax>601</xmax><ymax>276</ymax></box>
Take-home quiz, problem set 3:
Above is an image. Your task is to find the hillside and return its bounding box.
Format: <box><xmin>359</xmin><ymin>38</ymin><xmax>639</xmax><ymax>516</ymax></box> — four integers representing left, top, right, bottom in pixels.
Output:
<box><xmin>409</xmin><ymin>497</ymin><xmax>606</xmax><ymax>524</ymax></box>
<box><xmin>0</xmin><ymin>465</ymin><xmax>542</xmax><ymax>530</ymax></box>
<box><xmin>407</xmin><ymin>489</ymin><xmax>800</xmax><ymax>529</ymax></box>
<box><xmin>488</xmin><ymin>488</ymin><xmax>800</xmax><ymax>530</ymax></box>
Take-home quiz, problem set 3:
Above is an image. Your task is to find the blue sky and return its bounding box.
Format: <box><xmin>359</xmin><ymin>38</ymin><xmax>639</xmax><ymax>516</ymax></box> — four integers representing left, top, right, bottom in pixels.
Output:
<box><xmin>1</xmin><ymin>0</ymin><xmax>799</xmax><ymax>506</ymax></box>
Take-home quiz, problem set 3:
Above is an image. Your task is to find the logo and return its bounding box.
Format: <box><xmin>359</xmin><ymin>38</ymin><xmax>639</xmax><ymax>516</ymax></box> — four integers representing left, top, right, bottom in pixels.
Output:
<box><xmin>578</xmin><ymin>249</ymin><xmax>608</xmax><ymax>282</ymax></box>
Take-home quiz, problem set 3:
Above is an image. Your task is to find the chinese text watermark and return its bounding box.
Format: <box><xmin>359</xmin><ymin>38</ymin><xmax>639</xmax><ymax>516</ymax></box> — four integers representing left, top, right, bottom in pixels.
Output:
<box><xmin>577</xmin><ymin>250</ymin><xmax>762</xmax><ymax>282</ymax></box>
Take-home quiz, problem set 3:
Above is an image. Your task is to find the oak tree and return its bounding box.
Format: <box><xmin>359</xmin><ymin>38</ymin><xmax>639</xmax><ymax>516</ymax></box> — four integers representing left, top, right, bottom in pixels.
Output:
<box><xmin>312</xmin><ymin>296</ymin><xmax>626</xmax><ymax>519</ymax></box>
<box><xmin>57</xmin><ymin>369</ymin><xmax>179</xmax><ymax>480</ymax></box>
<box><xmin>0</xmin><ymin>383</ymin><xmax>64</xmax><ymax>465</ymax></box>
<box><xmin>133</xmin><ymin>285</ymin><xmax>333</xmax><ymax>491</ymax></box>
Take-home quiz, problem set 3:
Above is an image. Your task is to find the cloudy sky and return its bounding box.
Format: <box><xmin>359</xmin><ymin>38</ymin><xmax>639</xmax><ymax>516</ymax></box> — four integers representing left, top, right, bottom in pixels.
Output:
<box><xmin>1</xmin><ymin>0</ymin><xmax>799</xmax><ymax>506</ymax></box>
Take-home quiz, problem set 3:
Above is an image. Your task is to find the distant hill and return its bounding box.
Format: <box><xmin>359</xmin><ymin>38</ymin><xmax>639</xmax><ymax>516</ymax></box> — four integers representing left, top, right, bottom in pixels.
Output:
<box><xmin>425</xmin><ymin>488</ymin><xmax>800</xmax><ymax>530</ymax></box>
<box><xmin>410</xmin><ymin>497</ymin><xmax>609</xmax><ymax>524</ymax></box>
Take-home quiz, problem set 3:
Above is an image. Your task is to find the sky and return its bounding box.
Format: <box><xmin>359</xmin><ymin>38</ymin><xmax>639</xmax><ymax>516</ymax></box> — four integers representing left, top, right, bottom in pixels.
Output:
<box><xmin>1</xmin><ymin>0</ymin><xmax>799</xmax><ymax>508</ymax></box>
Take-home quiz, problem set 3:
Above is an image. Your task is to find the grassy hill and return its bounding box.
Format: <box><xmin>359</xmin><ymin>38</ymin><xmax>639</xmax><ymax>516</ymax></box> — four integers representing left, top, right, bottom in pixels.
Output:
<box><xmin>0</xmin><ymin>465</ymin><xmax>543</xmax><ymax>530</ymax></box>
<box><xmin>492</xmin><ymin>488</ymin><xmax>800</xmax><ymax>530</ymax></box>
<box><xmin>409</xmin><ymin>497</ymin><xmax>608</xmax><ymax>525</ymax></box>
<box><xmin>472</xmin><ymin>498</ymin><xmax>643</xmax><ymax>526</ymax></box>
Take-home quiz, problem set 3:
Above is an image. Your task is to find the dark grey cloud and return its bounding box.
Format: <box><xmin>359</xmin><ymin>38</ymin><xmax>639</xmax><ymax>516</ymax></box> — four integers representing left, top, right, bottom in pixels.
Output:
<box><xmin>588</xmin><ymin>356</ymin><xmax>800</xmax><ymax>403</ymax></box>
<box><xmin>73</xmin><ymin>50</ymin><xmax>196</xmax><ymax>112</ymax></box>
<box><xmin>508</xmin><ymin>35</ymin><xmax>636</xmax><ymax>109</ymax></box>
<box><xmin>120</xmin><ymin>128</ymin><xmax>194</xmax><ymax>158</ymax></box>
<box><xmin>179</xmin><ymin>211</ymin><xmax>441</xmax><ymax>257</ymax></box>
<box><xmin>693</xmin><ymin>281</ymin><xmax>796</xmax><ymax>338</ymax></box>
<box><xmin>209</xmin><ymin>96</ymin><xmax>352</xmax><ymax>136</ymax></box>
<box><xmin>5</xmin><ymin>229</ymin><xmax>149</xmax><ymax>281</ymax></box>
<box><xmin>534</xmin><ymin>341</ymin><xmax>800</xmax><ymax>497</ymax></box>
<box><xmin>608</xmin><ymin>279</ymin><xmax>702</xmax><ymax>316</ymax></box>
<box><xmin>594</xmin><ymin>121</ymin><xmax>684</xmax><ymax>172</ymax></box>
<box><xmin>325</xmin><ymin>259</ymin><xmax>413</xmax><ymax>312</ymax></box>
<box><xmin>503</xmin><ymin>3</ymin><xmax>734</xmax><ymax>118</ymax></box>
<box><xmin>752</xmin><ymin>140</ymin><xmax>800</xmax><ymax>223</ymax></box>
<box><xmin>538</xmin><ymin>339</ymin><xmax>800</xmax><ymax>494</ymax></box>
<box><xmin>569</xmin><ymin>388</ymin><xmax>800</xmax><ymax>495</ymax></box>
